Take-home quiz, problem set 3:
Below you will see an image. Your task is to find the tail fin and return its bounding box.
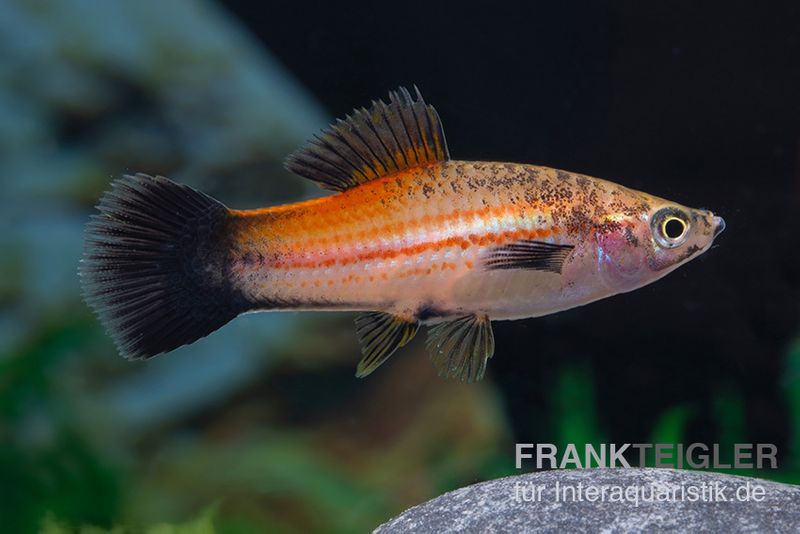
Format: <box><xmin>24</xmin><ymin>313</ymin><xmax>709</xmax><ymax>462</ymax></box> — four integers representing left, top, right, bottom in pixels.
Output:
<box><xmin>79</xmin><ymin>173</ymin><xmax>243</xmax><ymax>359</ymax></box>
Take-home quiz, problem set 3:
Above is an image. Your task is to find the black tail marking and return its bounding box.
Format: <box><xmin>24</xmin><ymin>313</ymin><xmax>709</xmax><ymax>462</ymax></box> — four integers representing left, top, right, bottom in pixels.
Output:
<box><xmin>79</xmin><ymin>173</ymin><xmax>243</xmax><ymax>360</ymax></box>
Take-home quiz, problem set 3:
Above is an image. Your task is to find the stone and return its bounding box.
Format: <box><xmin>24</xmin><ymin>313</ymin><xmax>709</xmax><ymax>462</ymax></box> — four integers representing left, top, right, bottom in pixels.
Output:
<box><xmin>375</xmin><ymin>468</ymin><xmax>800</xmax><ymax>533</ymax></box>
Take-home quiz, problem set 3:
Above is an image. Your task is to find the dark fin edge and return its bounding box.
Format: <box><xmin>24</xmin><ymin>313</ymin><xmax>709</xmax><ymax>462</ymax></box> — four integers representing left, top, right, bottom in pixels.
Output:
<box><xmin>484</xmin><ymin>240</ymin><xmax>574</xmax><ymax>273</ymax></box>
<box><xmin>79</xmin><ymin>173</ymin><xmax>239</xmax><ymax>360</ymax></box>
<box><xmin>355</xmin><ymin>311</ymin><xmax>419</xmax><ymax>377</ymax></box>
<box><xmin>425</xmin><ymin>314</ymin><xmax>495</xmax><ymax>383</ymax></box>
<box><xmin>285</xmin><ymin>86</ymin><xmax>450</xmax><ymax>192</ymax></box>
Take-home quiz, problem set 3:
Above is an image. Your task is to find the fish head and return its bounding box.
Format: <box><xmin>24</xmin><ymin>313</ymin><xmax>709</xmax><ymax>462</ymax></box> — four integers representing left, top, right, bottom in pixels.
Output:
<box><xmin>595</xmin><ymin>192</ymin><xmax>725</xmax><ymax>293</ymax></box>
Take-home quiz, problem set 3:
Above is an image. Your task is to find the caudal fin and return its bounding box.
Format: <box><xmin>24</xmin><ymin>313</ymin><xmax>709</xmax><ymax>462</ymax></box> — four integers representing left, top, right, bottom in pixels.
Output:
<box><xmin>79</xmin><ymin>173</ymin><xmax>243</xmax><ymax>359</ymax></box>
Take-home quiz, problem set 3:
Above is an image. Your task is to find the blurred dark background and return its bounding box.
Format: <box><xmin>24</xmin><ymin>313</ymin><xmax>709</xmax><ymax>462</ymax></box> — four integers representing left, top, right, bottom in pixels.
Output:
<box><xmin>2</xmin><ymin>0</ymin><xmax>799</xmax><ymax>532</ymax></box>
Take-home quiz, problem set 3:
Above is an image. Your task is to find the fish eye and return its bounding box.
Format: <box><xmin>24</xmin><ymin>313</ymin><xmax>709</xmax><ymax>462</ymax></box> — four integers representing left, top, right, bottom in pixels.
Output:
<box><xmin>652</xmin><ymin>208</ymin><xmax>690</xmax><ymax>248</ymax></box>
<box><xmin>662</xmin><ymin>217</ymin><xmax>687</xmax><ymax>240</ymax></box>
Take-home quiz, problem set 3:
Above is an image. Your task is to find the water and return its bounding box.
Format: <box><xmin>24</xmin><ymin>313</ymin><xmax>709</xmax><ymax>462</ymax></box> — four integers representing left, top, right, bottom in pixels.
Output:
<box><xmin>2</xmin><ymin>1</ymin><xmax>799</xmax><ymax>531</ymax></box>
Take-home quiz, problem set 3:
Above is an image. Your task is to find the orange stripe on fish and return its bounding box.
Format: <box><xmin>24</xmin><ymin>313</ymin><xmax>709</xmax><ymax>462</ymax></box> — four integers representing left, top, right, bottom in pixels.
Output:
<box><xmin>266</xmin><ymin>227</ymin><xmax>557</xmax><ymax>270</ymax></box>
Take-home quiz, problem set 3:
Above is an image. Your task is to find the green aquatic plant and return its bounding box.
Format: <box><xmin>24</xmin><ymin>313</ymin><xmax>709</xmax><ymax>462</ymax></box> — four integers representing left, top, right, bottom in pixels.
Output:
<box><xmin>0</xmin><ymin>312</ymin><xmax>122</xmax><ymax>533</ymax></box>
<box><xmin>40</xmin><ymin>506</ymin><xmax>217</xmax><ymax>534</ymax></box>
<box><xmin>553</xmin><ymin>360</ymin><xmax>604</xmax><ymax>450</ymax></box>
<box><xmin>783</xmin><ymin>338</ymin><xmax>800</xmax><ymax>472</ymax></box>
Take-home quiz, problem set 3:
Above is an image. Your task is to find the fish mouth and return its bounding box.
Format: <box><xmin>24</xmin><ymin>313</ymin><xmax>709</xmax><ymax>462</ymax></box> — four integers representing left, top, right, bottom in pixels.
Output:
<box><xmin>712</xmin><ymin>215</ymin><xmax>726</xmax><ymax>238</ymax></box>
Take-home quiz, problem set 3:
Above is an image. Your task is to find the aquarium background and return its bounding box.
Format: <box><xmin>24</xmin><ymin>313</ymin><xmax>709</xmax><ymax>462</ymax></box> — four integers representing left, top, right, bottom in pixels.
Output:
<box><xmin>1</xmin><ymin>0</ymin><xmax>799</xmax><ymax>532</ymax></box>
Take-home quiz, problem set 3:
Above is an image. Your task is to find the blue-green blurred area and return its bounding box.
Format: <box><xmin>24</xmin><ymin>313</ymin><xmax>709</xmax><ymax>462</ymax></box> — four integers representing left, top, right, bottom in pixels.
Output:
<box><xmin>1</xmin><ymin>0</ymin><xmax>799</xmax><ymax>532</ymax></box>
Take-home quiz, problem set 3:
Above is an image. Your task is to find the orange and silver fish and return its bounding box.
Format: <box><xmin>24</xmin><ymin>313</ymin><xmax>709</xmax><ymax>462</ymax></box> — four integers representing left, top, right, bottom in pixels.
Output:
<box><xmin>80</xmin><ymin>87</ymin><xmax>725</xmax><ymax>382</ymax></box>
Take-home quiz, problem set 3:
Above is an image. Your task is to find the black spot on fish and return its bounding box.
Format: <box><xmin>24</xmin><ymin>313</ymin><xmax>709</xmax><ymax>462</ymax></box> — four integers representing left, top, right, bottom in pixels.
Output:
<box><xmin>680</xmin><ymin>244</ymin><xmax>702</xmax><ymax>262</ymax></box>
<box><xmin>417</xmin><ymin>303</ymin><xmax>448</xmax><ymax>321</ymax></box>
<box><xmin>624</xmin><ymin>226</ymin><xmax>639</xmax><ymax>247</ymax></box>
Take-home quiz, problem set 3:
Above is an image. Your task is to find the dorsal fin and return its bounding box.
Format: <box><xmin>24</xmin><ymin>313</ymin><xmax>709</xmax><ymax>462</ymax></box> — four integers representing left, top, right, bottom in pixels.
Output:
<box><xmin>285</xmin><ymin>86</ymin><xmax>450</xmax><ymax>192</ymax></box>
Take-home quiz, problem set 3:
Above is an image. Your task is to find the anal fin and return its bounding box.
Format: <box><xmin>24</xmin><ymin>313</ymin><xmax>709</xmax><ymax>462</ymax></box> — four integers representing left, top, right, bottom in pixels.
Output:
<box><xmin>425</xmin><ymin>314</ymin><xmax>495</xmax><ymax>383</ymax></box>
<box><xmin>355</xmin><ymin>312</ymin><xmax>419</xmax><ymax>377</ymax></box>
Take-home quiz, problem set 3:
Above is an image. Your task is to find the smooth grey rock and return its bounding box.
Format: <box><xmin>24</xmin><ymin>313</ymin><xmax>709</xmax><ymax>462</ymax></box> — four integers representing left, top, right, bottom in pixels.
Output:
<box><xmin>375</xmin><ymin>468</ymin><xmax>800</xmax><ymax>533</ymax></box>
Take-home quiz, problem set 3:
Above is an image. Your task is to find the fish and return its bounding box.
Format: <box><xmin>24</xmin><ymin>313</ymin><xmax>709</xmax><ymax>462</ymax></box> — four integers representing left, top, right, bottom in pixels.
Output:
<box><xmin>80</xmin><ymin>86</ymin><xmax>725</xmax><ymax>382</ymax></box>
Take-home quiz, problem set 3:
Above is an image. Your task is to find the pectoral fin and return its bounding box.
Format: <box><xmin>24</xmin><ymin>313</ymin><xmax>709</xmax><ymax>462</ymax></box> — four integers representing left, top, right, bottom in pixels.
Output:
<box><xmin>355</xmin><ymin>312</ymin><xmax>419</xmax><ymax>377</ymax></box>
<box><xmin>425</xmin><ymin>314</ymin><xmax>495</xmax><ymax>383</ymax></box>
<box><xmin>483</xmin><ymin>240</ymin><xmax>574</xmax><ymax>273</ymax></box>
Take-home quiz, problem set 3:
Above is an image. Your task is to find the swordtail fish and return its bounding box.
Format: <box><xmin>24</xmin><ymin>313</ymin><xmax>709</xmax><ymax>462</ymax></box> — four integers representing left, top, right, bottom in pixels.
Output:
<box><xmin>80</xmin><ymin>87</ymin><xmax>725</xmax><ymax>382</ymax></box>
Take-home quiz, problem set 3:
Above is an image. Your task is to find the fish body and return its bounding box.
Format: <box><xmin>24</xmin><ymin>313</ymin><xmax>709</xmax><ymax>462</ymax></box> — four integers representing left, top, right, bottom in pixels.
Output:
<box><xmin>80</xmin><ymin>87</ymin><xmax>725</xmax><ymax>382</ymax></box>
<box><xmin>229</xmin><ymin>161</ymin><xmax>716</xmax><ymax>321</ymax></box>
